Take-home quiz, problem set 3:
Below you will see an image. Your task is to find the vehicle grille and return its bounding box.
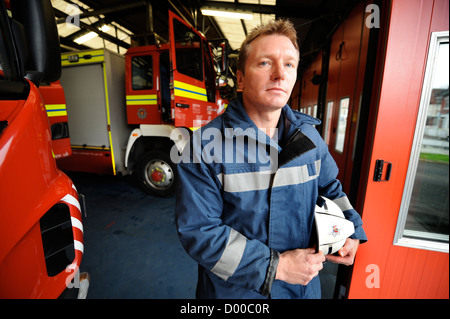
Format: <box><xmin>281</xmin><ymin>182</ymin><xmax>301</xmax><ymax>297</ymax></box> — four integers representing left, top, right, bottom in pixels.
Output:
<box><xmin>40</xmin><ymin>203</ymin><xmax>75</xmax><ymax>277</ymax></box>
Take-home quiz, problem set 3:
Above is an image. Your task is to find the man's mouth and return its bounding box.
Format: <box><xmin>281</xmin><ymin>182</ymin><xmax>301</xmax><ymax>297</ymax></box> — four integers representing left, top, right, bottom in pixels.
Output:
<box><xmin>267</xmin><ymin>87</ymin><xmax>286</xmax><ymax>93</ymax></box>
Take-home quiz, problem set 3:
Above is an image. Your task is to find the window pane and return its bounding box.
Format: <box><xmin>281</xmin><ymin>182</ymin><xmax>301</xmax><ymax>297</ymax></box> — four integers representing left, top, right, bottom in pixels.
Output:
<box><xmin>404</xmin><ymin>41</ymin><xmax>449</xmax><ymax>241</ymax></box>
<box><xmin>324</xmin><ymin>101</ymin><xmax>334</xmax><ymax>145</ymax></box>
<box><xmin>203</xmin><ymin>40</ymin><xmax>215</xmax><ymax>102</ymax></box>
<box><xmin>335</xmin><ymin>97</ymin><xmax>349</xmax><ymax>153</ymax></box>
<box><xmin>173</xmin><ymin>19</ymin><xmax>203</xmax><ymax>81</ymax></box>
<box><xmin>131</xmin><ymin>55</ymin><xmax>153</xmax><ymax>90</ymax></box>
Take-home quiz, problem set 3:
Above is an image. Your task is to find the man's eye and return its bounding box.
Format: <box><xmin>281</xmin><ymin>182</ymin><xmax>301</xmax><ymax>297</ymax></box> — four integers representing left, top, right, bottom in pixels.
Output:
<box><xmin>259</xmin><ymin>61</ymin><xmax>269</xmax><ymax>66</ymax></box>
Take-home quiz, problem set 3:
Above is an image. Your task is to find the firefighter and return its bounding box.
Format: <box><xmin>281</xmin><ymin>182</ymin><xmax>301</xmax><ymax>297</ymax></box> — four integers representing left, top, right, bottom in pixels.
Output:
<box><xmin>175</xmin><ymin>19</ymin><xmax>367</xmax><ymax>299</ymax></box>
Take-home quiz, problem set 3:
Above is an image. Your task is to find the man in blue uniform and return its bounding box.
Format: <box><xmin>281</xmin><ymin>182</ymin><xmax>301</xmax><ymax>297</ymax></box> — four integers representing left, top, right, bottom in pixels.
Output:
<box><xmin>175</xmin><ymin>19</ymin><xmax>367</xmax><ymax>299</ymax></box>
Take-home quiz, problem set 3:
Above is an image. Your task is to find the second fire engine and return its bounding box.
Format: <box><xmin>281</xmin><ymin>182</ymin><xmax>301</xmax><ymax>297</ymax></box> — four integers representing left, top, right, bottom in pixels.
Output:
<box><xmin>56</xmin><ymin>11</ymin><xmax>234</xmax><ymax>196</ymax></box>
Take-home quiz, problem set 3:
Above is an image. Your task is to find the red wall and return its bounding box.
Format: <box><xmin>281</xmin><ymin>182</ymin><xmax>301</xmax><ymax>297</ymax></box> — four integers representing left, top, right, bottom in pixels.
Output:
<box><xmin>299</xmin><ymin>1</ymin><xmax>370</xmax><ymax>193</ymax></box>
<box><xmin>299</xmin><ymin>53</ymin><xmax>322</xmax><ymax>115</ymax></box>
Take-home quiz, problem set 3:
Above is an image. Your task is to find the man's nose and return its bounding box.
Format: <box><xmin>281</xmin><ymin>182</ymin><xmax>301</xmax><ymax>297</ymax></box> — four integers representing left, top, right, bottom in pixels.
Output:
<box><xmin>271</xmin><ymin>62</ymin><xmax>286</xmax><ymax>81</ymax></box>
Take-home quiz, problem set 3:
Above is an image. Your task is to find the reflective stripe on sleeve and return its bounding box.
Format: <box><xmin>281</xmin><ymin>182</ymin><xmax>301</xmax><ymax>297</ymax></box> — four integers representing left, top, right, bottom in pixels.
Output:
<box><xmin>211</xmin><ymin>228</ymin><xmax>247</xmax><ymax>281</ymax></box>
<box><xmin>332</xmin><ymin>196</ymin><xmax>354</xmax><ymax>212</ymax></box>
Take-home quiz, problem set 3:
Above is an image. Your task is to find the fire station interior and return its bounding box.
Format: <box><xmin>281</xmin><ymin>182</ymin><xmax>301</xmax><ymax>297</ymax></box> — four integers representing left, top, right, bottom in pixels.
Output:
<box><xmin>44</xmin><ymin>0</ymin><xmax>422</xmax><ymax>299</ymax></box>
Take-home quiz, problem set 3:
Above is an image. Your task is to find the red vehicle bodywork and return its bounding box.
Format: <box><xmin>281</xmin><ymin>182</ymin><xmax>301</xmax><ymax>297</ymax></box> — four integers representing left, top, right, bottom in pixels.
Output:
<box><xmin>0</xmin><ymin>81</ymin><xmax>85</xmax><ymax>298</ymax></box>
<box><xmin>39</xmin><ymin>80</ymin><xmax>72</xmax><ymax>159</ymax></box>
<box><xmin>0</xmin><ymin>0</ymin><xmax>86</xmax><ymax>298</ymax></box>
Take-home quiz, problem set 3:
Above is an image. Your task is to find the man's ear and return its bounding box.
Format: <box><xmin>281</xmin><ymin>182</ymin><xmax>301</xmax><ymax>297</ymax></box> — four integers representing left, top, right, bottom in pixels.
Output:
<box><xmin>236</xmin><ymin>69</ymin><xmax>245</xmax><ymax>90</ymax></box>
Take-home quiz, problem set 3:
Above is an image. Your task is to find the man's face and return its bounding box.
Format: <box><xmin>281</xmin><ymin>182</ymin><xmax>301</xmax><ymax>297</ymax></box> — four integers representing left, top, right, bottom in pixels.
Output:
<box><xmin>237</xmin><ymin>34</ymin><xmax>299</xmax><ymax>113</ymax></box>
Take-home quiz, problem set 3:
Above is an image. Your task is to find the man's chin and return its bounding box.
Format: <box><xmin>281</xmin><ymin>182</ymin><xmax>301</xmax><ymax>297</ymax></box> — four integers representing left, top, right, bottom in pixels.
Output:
<box><xmin>266</xmin><ymin>95</ymin><xmax>289</xmax><ymax>108</ymax></box>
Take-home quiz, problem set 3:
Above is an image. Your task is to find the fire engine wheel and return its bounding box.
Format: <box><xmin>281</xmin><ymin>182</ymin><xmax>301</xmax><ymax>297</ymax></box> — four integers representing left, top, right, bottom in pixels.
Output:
<box><xmin>137</xmin><ymin>151</ymin><xmax>176</xmax><ymax>197</ymax></box>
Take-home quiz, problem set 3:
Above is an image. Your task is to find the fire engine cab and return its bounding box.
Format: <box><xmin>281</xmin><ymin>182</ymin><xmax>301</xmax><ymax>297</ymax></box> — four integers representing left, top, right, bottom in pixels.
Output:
<box><xmin>56</xmin><ymin>11</ymin><xmax>233</xmax><ymax>196</ymax></box>
<box><xmin>0</xmin><ymin>0</ymin><xmax>88</xmax><ymax>298</ymax></box>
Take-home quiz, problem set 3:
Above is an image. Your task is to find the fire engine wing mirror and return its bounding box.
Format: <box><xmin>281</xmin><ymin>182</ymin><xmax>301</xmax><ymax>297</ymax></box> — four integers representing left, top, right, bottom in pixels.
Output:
<box><xmin>10</xmin><ymin>0</ymin><xmax>61</xmax><ymax>83</ymax></box>
<box><xmin>213</xmin><ymin>41</ymin><xmax>229</xmax><ymax>79</ymax></box>
<box><xmin>221</xmin><ymin>42</ymin><xmax>229</xmax><ymax>77</ymax></box>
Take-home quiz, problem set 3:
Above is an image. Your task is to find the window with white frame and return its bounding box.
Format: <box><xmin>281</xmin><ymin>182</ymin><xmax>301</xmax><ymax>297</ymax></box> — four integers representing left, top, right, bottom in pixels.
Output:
<box><xmin>324</xmin><ymin>101</ymin><xmax>334</xmax><ymax>145</ymax></box>
<box><xmin>394</xmin><ymin>31</ymin><xmax>449</xmax><ymax>253</ymax></box>
<box><xmin>335</xmin><ymin>97</ymin><xmax>349</xmax><ymax>153</ymax></box>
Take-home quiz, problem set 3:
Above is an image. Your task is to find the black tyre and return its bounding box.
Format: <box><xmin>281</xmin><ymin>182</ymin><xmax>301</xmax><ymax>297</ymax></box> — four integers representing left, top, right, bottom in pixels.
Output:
<box><xmin>137</xmin><ymin>150</ymin><xmax>176</xmax><ymax>196</ymax></box>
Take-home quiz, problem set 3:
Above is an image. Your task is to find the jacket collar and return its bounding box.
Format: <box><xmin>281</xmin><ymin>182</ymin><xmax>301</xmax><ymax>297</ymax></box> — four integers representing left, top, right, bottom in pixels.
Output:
<box><xmin>282</xmin><ymin>102</ymin><xmax>321</xmax><ymax>130</ymax></box>
<box><xmin>222</xmin><ymin>95</ymin><xmax>321</xmax><ymax>139</ymax></box>
<box><xmin>220</xmin><ymin>96</ymin><xmax>321</xmax><ymax>167</ymax></box>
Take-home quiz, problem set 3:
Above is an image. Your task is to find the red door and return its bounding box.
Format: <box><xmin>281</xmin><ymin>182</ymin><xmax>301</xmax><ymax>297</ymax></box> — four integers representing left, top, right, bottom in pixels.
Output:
<box><xmin>125</xmin><ymin>50</ymin><xmax>160</xmax><ymax>125</ymax></box>
<box><xmin>349</xmin><ymin>0</ymin><xmax>449</xmax><ymax>298</ymax></box>
<box><xmin>168</xmin><ymin>11</ymin><xmax>214</xmax><ymax>130</ymax></box>
<box><xmin>325</xmin><ymin>2</ymin><xmax>370</xmax><ymax>193</ymax></box>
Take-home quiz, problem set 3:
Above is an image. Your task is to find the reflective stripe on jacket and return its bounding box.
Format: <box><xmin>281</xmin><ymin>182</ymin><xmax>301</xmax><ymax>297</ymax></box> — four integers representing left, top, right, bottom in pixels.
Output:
<box><xmin>175</xmin><ymin>97</ymin><xmax>367</xmax><ymax>299</ymax></box>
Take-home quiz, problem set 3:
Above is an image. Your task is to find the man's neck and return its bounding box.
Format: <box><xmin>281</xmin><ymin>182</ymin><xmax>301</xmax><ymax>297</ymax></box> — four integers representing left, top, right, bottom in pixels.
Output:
<box><xmin>242</xmin><ymin>101</ymin><xmax>282</xmax><ymax>139</ymax></box>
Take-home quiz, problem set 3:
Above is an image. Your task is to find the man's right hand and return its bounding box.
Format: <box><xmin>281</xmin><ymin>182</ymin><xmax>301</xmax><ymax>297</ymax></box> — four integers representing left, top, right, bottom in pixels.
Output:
<box><xmin>275</xmin><ymin>248</ymin><xmax>325</xmax><ymax>286</ymax></box>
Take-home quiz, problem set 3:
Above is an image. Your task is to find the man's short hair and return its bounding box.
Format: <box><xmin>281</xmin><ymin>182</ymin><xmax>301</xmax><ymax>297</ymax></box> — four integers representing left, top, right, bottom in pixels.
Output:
<box><xmin>237</xmin><ymin>19</ymin><xmax>299</xmax><ymax>73</ymax></box>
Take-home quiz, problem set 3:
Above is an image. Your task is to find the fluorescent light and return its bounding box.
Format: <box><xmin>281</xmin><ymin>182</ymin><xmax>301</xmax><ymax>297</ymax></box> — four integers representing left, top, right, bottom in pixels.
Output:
<box><xmin>74</xmin><ymin>31</ymin><xmax>98</xmax><ymax>44</ymax></box>
<box><xmin>100</xmin><ymin>24</ymin><xmax>110</xmax><ymax>32</ymax></box>
<box><xmin>201</xmin><ymin>8</ymin><xmax>253</xmax><ymax>20</ymax></box>
<box><xmin>74</xmin><ymin>25</ymin><xmax>109</xmax><ymax>44</ymax></box>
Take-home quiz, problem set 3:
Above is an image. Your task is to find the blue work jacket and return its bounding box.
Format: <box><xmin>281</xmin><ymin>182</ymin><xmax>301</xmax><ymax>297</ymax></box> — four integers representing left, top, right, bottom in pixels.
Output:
<box><xmin>175</xmin><ymin>97</ymin><xmax>367</xmax><ymax>299</ymax></box>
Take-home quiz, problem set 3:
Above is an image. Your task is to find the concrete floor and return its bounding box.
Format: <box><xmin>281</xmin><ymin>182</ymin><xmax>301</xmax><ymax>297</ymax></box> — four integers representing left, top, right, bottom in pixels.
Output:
<box><xmin>67</xmin><ymin>171</ymin><xmax>338</xmax><ymax>299</ymax></box>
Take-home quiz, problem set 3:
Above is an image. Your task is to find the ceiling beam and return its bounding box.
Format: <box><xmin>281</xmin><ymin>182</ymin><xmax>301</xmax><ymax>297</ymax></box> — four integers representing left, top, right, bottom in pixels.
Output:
<box><xmin>201</xmin><ymin>1</ymin><xmax>323</xmax><ymax>19</ymax></box>
<box><xmin>201</xmin><ymin>1</ymin><xmax>276</xmax><ymax>14</ymax></box>
<box><xmin>55</xmin><ymin>1</ymin><xmax>147</xmax><ymax>24</ymax></box>
<box><xmin>54</xmin><ymin>7</ymin><xmax>130</xmax><ymax>49</ymax></box>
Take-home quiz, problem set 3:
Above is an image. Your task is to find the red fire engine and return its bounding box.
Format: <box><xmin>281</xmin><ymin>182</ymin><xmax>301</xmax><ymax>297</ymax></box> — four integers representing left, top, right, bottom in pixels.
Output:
<box><xmin>0</xmin><ymin>0</ymin><xmax>88</xmax><ymax>298</ymax></box>
<box><xmin>56</xmin><ymin>11</ymin><xmax>233</xmax><ymax>196</ymax></box>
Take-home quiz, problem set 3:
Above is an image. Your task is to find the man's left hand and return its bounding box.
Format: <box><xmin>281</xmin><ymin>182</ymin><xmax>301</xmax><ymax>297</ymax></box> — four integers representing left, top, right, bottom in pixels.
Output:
<box><xmin>326</xmin><ymin>238</ymin><xmax>360</xmax><ymax>266</ymax></box>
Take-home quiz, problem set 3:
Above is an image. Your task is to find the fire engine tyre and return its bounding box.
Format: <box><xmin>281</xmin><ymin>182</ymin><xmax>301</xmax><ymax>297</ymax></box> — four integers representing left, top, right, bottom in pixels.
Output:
<box><xmin>137</xmin><ymin>150</ymin><xmax>177</xmax><ymax>197</ymax></box>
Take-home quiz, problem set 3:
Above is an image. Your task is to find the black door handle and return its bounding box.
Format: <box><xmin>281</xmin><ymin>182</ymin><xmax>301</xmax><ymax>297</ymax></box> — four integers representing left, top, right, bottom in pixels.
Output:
<box><xmin>373</xmin><ymin>159</ymin><xmax>392</xmax><ymax>182</ymax></box>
